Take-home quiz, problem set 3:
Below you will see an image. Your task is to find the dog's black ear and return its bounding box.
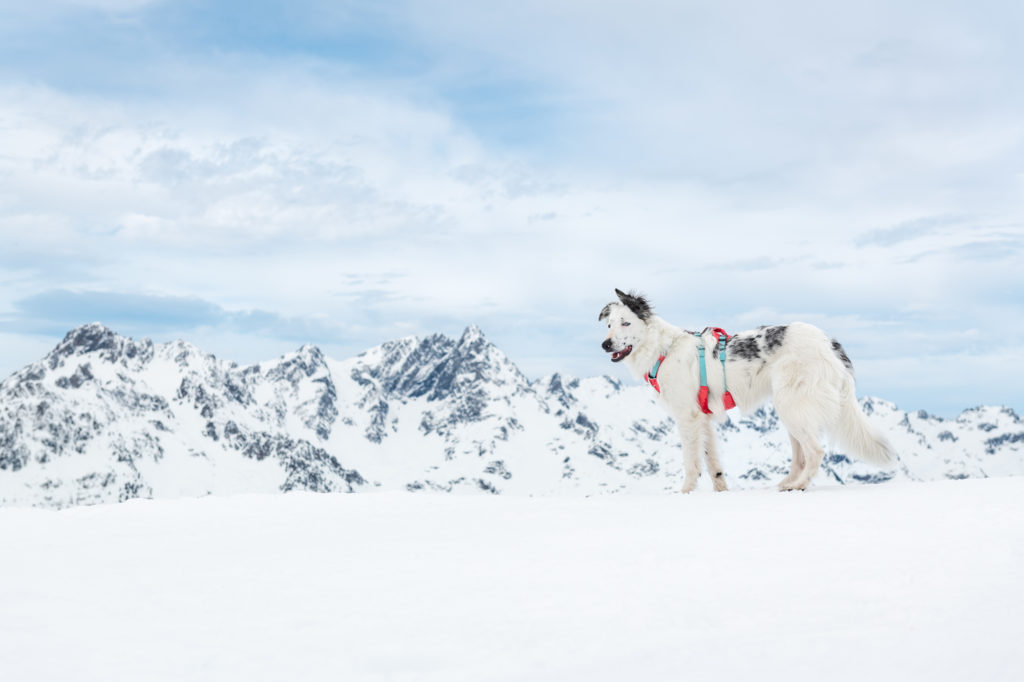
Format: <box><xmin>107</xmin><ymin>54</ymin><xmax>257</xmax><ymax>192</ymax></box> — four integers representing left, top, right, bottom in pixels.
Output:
<box><xmin>614</xmin><ymin>288</ymin><xmax>653</xmax><ymax>321</ymax></box>
<box><xmin>598</xmin><ymin>303</ymin><xmax>613</xmax><ymax>321</ymax></box>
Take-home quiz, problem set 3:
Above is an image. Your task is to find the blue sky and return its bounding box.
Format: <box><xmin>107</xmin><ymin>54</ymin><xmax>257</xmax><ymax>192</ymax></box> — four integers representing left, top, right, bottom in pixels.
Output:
<box><xmin>1</xmin><ymin>0</ymin><xmax>1022</xmax><ymax>416</ymax></box>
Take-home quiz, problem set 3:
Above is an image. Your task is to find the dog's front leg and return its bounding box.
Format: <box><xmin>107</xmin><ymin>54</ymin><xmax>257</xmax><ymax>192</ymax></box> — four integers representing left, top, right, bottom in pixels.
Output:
<box><xmin>703</xmin><ymin>419</ymin><xmax>728</xmax><ymax>491</ymax></box>
<box><xmin>677</xmin><ymin>418</ymin><xmax>704</xmax><ymax>494</ymax></box>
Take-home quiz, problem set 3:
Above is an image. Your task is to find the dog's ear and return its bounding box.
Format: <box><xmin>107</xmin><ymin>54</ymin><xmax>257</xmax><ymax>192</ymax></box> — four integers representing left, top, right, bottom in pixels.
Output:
<box><xmin>614</xmin><ymin>289</ymin><xmax>653</xmax><ymax>321</ymax></box>
<box><xmin>598</xmin><ymin>303</ymin><xmax>613</xmax><ymax>321</ymax></box>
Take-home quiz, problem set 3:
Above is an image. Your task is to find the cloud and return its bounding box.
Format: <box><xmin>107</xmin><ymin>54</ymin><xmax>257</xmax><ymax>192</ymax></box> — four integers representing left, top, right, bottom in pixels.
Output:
<box><xmin>2</xmin><ymin>289</ymin><xmax>343</xmax><ymax>343</ymax></box>
<box><xmin>60</xmin><ymin>0</ymin><xmax>161</xmax><ymax>11</ymax></box>
<box><xmin>0</xmin><ymin>0</ymin><xmax>160</xmax><ymax>21</ymax></box>
<box><xmin>0</xmin><ymin>2</ymin><xmax>1022</xmax><ymax>415</ymax></box>
<box><xmin>697</xmin><ymin>256</ymin><xmax>802</xmax><ymax>272</ymax></box>
<box><xmin>902</xmin><ymin>234</ymin><xmax>1024</xmax><ymax>264</ymax></box>
<box><xmin>854</xmin><ymin>215</ymin><xmax>969</xmax><ymax>247</ymax></box>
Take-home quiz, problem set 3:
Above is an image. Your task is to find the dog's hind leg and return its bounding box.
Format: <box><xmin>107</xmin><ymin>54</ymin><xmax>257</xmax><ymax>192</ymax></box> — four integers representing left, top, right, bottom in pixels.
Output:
<box><xmin>677</xmin><ymin>420</ymin><xmax>703</xmax><ymax>494</ymax></box>
<box><xmin>788</xmin><ymin>434</ymin><xmax>825</xmax><ymax>490</ymax></box>
<box><xmin>771</xmin><ymin>366</ymin><xmax>839</xmax><ymax>491</ymax></box>
<box><xmin>702</xmin><ymin>419</ymin><xmax>728</xmax><ymax>491</ymax></box>
<box><xmin>777</xmin><ymin>433</ymin><xmax>806</xmax><ymax>490</ymax></box>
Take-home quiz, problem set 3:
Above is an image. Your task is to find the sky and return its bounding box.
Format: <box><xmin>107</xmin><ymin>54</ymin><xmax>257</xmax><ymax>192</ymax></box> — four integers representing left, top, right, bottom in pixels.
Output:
<box><xmin>0</xmin><ymin>0</ymin><xmax>1022</xmax><ymax>416</ymax></box>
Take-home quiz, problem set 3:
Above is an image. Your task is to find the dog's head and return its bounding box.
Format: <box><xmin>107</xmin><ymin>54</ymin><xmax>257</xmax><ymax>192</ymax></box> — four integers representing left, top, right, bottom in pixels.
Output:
<box><xmin>598</xmin><ymin>288</ymin><xmax>653</xmax><ymax>363</ymax></box>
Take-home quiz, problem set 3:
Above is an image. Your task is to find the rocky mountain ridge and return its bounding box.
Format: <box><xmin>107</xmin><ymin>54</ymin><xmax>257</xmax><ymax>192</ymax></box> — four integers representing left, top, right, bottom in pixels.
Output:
<box><xmin>1</xmin><ymin>323</ymin><xmax>1021</xmax><ymax>507</ymax></box>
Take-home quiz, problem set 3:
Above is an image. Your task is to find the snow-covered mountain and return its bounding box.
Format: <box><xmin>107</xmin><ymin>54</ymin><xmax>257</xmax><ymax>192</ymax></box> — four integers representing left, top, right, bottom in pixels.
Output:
<box><xmin>1</xmin><ymin>323</ymin><xmax>1022</xmax><ymax>508</ymax></box>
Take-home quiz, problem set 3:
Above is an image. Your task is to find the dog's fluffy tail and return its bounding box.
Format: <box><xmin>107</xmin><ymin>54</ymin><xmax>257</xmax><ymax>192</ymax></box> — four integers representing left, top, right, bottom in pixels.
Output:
<box><xmin>833</xmin><ymin>392</ymin><xmax>897</xmax><ymax>467</ymax></box>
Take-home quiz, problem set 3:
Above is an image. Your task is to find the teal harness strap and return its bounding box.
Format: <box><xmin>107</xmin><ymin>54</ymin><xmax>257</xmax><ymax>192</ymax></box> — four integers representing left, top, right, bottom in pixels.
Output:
<box><xmin>718</xmin><ymin>336</ymin><xmax>729</xmax><ymax>393</ymax></box>
<box><xmin>649</xmin><ymin>355</ymin><xmax>664</xmax><ymax>380</ymax></box>
<box><xmin>696</xmin><ymin>345</ymin><xmax>708</xmax><ymax>387</ymax></box>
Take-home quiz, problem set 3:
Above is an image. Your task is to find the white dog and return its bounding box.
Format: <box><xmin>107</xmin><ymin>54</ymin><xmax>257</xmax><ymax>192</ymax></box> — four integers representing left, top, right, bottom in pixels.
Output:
<box><xmin>599</xmin><ymin>289</ymin><xmax>894</xmax><ymax>492</ymax></box>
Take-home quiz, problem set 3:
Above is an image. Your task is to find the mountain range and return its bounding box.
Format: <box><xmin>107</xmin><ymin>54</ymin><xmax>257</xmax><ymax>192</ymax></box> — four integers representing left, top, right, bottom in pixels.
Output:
<box><xmin>1</xmin><ymin>323</ymin><xmax>1021</xmax><ymax>508</ymax></box>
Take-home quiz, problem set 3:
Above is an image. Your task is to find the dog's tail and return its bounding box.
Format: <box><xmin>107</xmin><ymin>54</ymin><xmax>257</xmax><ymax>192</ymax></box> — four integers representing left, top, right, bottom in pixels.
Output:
<box><xmin>833</xmin><ymin>391</ymin><xmax>897</xmax><ymax>467</ymax></box>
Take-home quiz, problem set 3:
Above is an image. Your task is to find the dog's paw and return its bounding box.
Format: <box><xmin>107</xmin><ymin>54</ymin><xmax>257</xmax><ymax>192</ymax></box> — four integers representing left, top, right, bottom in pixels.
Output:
<box><xmin>778</xmin><ymin>480</ymin><xmax>807</xmax><ymax>492</ymax></box>
<box><xmin>712</xmin><ymin>473</ymin><xmax>728</xmax><ymax>492</ymax></box>
<box><xmin>680</xmin><ymin>480</ymin><xmax>698</xmax><ymax>494</ymax></box>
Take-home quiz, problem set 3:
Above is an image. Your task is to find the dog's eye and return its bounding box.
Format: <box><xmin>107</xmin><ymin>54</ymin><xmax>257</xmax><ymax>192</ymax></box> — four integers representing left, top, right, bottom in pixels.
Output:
<box><xmin>622</xmin><ymin>321</ymin><xmax>631</xmax><ymax>327</ymax></box>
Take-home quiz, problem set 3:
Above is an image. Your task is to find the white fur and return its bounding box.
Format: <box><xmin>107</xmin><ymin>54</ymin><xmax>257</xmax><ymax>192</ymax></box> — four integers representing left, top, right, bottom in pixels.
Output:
<box><xmin>601</xmin><ymin>295</ymin><xmax>895</xmax><ymax>492</ymax></box>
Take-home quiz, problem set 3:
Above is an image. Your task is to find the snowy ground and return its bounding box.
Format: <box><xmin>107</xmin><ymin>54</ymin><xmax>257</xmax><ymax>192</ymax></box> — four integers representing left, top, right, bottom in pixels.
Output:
<box><xmin>1</xmin><ymin>478</ymin><xmax>1021</xmax><ymax>681</ymax></box>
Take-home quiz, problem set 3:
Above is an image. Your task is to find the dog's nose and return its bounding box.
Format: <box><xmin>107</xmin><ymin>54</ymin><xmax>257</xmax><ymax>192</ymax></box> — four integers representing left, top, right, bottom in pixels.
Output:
<box><xmin>602</xmin><ymin>339</ymin><xmax>613</xmax><ymax>352</ymax></box>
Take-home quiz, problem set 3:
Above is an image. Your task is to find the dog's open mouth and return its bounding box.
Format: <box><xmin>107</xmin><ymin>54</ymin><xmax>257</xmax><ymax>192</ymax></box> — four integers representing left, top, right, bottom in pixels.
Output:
<box><xmin>611</xmin><ymin>345</ymin><xmax>632</xmax><ymax>362</ymax></box>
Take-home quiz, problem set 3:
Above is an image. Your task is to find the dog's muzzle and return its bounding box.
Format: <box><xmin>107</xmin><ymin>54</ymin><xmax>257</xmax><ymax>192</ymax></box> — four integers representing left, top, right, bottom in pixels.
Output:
<box><xmin>602</xmin><ymin>339</ymin><xmax>632</xmax><ymax>362</ymax></box>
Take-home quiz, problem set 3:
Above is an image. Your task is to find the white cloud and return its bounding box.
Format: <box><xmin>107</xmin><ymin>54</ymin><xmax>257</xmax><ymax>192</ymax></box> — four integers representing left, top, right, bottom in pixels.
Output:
<box><xmin>0</xmin><ymin>2</ymin><xmax>1022</xmax><ymax>414</ymax></box>
<box><xmin>64</xmin><ymin>0</ymin><xmax>160</xmax><ymax>9</ymax></box>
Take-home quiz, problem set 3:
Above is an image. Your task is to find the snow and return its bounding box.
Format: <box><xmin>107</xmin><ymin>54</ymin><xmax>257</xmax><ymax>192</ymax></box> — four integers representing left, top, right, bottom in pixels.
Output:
<box><xmin>1</xmin><ymin>478</ymin><xmax>1021</xmax><ymax>681</ymax></box>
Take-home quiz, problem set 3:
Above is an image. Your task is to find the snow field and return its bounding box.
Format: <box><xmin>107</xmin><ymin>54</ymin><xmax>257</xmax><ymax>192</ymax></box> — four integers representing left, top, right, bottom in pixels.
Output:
<box><xmin>0</xmin><ymin>478</ymin><xmax>1021</xmax><ymax>681</ymax></box>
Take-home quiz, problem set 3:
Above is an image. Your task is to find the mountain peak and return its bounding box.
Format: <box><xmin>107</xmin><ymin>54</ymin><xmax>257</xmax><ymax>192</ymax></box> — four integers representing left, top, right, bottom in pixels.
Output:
<box><xmin>46</xmin><ymin>323</ymin><xmax>121</xmax><ymax>370</ymax></box>
<box><xmin>456</xmin><ymin>324</ymin><xmax>496</xmax><ymax>358</ymax></box>
<box><xmin>296</xmin><ymin>343</ymin><xmax>325</xmax><ymax>361</ymax></box>
<box><xmin>264</xmin><ymin>344</ymin><xmax>329</xmax><ymax>383</ymax></box>
<box><xmin>460</xmin><ymin>324</ymin><xmax>485</xmax><ymax>342</ymax></box>
<box><xmin>44</xmin><ymin>324</ymin><xmax>156</xmax><ymax>371</ymax></box>
<box><xmin>59</xmin><ymin>322</ymin><xmax>119</xmax><ymax>353</ymax></box>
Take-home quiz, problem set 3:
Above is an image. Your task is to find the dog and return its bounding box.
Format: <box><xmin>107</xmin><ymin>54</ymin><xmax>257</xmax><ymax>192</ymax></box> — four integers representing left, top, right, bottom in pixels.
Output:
<box><xmin>599</xmin><ymin>289</ymin><xmax>895</xmax><ymax>492</ymax></box>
